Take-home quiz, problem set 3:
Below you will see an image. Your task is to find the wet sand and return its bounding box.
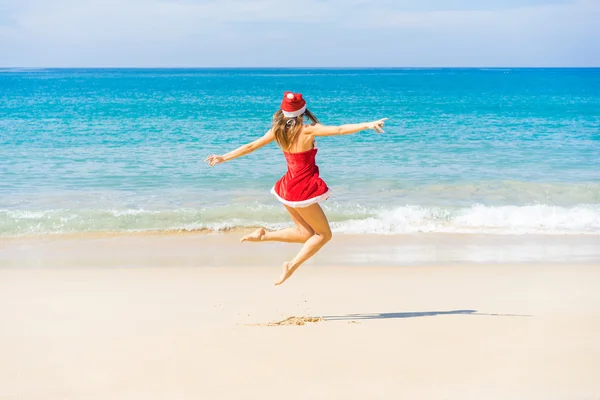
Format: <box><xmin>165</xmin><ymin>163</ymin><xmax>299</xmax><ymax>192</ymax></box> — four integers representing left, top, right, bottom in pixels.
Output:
<box><xmin>2</xmin><ymin>231</ymin><xmax>600</xmax><ymax>268</ymax></box>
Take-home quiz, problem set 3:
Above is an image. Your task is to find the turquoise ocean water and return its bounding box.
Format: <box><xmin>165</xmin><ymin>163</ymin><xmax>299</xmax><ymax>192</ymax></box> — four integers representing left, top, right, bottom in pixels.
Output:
<box><xmin>1</xmin><ymin>68</ymin><xmax>599</xmax><ymax>237</ymax></box>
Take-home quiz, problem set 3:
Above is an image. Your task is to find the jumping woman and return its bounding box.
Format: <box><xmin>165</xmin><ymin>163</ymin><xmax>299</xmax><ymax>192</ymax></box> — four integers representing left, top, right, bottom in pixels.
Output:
<box><xmin>205</xmin><ymin>92</ymin><xmax>387</xmax><ymax>285</ymax></box>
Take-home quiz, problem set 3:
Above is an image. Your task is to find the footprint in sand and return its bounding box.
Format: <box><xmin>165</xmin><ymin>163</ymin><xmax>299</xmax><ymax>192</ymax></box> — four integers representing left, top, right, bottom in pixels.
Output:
<box><xmin>250</xmin><ymin>316</ymin><xmax>324</xmax><ymax>326</ymax></box>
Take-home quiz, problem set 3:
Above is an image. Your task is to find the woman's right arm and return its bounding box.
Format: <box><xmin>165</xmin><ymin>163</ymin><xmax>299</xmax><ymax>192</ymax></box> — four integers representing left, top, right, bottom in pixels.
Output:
<box><xmin>204</xmin><ymin>129</ymin><xmax>275</xmax><ymax>167</ymax></box>
<box><xmin>304</xmin><ymin>118</ymin><xmax>387</xmax><ymax>137</ymax></box>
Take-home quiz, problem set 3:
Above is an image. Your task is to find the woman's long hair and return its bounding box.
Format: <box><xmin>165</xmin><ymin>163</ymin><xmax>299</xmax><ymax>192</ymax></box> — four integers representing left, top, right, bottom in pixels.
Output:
<box><xmin>272</xmin><ymin>109</ymin><xmax>320</xmax><ymax>151</ymax></box>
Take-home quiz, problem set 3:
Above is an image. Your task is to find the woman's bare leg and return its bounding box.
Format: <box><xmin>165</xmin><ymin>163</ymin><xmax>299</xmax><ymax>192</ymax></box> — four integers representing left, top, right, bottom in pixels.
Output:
<box><xmin>274</xmin><ymin>203</ymin><xmax>332</xmax><ymax>285</ymax></box>
<box><xmin>241</xmin><ymin>205</ymin><xmax>314</xmax><ymax>243</ymax></box>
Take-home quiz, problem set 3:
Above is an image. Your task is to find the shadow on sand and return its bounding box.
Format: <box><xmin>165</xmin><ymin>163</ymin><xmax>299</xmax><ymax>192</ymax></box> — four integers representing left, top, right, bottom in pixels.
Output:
<box><xmin>322</xmin><ymin>309</ymin><xmax>531</xmax><ymax>321</ymax></box>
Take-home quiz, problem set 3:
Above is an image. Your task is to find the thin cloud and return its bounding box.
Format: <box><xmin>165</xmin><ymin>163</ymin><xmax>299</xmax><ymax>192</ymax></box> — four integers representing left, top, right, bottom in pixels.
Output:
<box><xmin>0</xmin><ymin>0</ymin><xmax>597</xmax><ymax>67</ymax></box>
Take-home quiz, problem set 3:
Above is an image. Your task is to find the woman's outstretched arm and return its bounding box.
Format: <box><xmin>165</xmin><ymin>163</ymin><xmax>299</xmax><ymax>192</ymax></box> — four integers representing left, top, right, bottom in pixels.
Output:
<box><xmin>304</xmin><ymin>118</ymin><xmax>387</xmax><ymax>137</ymax></box>
<box><xmin>205</xmin><ymin>129</ymin><xmax>275</xmax><ymax>167</ymax></box>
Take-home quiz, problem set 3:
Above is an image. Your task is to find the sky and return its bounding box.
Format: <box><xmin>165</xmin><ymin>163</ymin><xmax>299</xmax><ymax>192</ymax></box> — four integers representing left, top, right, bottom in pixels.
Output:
<box><xmin>0</xmin><ymin>0</ymin><xmax>598</xmax><ymax>67</ymax></box>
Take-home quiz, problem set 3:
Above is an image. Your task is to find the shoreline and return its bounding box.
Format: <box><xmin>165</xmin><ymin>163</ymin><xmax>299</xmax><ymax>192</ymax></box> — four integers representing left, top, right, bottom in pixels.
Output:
<box><xmin>2</xmin><ymin>227</ymin><xmax>600</xmax><ymax>242</ymax></box>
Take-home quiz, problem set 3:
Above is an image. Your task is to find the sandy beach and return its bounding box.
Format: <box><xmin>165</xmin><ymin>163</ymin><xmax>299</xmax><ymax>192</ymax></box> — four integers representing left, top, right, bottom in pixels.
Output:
<box><xmin>1</xmin><ymin>233</ymin><xmax>599</xmax><ymax>399</ymax></box>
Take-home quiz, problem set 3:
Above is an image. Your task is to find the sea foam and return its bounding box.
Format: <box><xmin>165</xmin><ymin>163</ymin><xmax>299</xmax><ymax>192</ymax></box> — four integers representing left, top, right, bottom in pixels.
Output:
<box><xmin>2</xmin><ymin>204</ymin><xmax>599</xmax><ymax>237</ymax></box>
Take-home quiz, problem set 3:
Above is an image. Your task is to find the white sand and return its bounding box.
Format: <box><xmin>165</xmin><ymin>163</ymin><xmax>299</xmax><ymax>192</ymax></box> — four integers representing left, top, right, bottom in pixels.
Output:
<box><xmin>1</xmin><ymin>235</ymin><xmax>599</xmax><ymax>399</ymax></box>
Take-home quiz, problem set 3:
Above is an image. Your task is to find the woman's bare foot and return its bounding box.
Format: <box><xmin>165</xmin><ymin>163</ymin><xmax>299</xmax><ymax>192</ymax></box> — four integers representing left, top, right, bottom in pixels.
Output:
<box><xmin>240</xmin><ymin>227</ymin><xmax>265</xmax><ymax>243</ymax></box>
<box><xmin>274</xmin><ymin>262</ymin><xmax>295</xmax><ymax>286</ymax></box>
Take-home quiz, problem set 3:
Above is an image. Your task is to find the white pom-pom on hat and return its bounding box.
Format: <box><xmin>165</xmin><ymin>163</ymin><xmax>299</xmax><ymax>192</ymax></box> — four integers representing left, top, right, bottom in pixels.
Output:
<box><xmin>281</xmin><ymin>91</ymin><xmax>307</xmax><ymax>118</ymax></box>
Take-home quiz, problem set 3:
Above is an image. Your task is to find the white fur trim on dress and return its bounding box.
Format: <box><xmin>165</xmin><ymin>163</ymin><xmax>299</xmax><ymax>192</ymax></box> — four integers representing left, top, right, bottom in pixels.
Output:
<box><xmin>281</xmin><ymin>104</ymin><xmax>306</xmax><ymax>118</ymax></box>
<box><xmin>270</xmin><ymin>187</ymin><xmax>331</xmax><ymax>208</ymax></box>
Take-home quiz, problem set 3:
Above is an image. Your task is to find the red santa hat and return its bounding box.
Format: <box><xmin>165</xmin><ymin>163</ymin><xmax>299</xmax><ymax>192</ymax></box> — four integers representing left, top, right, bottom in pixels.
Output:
<box><xmin>280</xmin><ymin>91</ymin><xmax>307</xmax><ymax>118</ymax></box>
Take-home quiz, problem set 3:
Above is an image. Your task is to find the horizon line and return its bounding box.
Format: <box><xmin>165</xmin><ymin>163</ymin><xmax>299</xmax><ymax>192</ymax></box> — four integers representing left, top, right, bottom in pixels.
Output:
<box><xmin>0</xmin><ymin>64</ymin><xmax>600</xmax><ymax>69</ymax></box>
<box><xmin>1</xmin><ymin>66</ymin><xmax>599</xmax><ymax>70</ymax></box>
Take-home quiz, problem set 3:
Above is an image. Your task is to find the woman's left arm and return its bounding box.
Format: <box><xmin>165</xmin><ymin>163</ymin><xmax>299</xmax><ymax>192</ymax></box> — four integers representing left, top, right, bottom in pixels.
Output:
<box><xmin>205</xmin><ymin>129</ymin><xmax>275</xmax><ymax>167</ymax></box>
